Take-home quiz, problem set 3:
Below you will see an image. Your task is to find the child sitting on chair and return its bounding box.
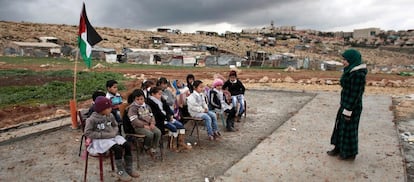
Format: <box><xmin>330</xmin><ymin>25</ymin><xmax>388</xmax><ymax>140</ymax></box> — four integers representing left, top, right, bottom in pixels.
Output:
<box><xmin>84</xmin><ymin>96</ymin><xmax>139</xmax><ymax>181</ymax></box>
<box><xmin>126</xmin><ymin>89</ymin><xmax>161</xmax><ymax>159</ymax></box>
<box><xmin>209</xmin><ymin>79</ymin><xmax>237</xmax><ymax>132</ymax></box>
<box><xmin>147</xmin><ymin>86</ymin><xmax>192</xmax><ymax>151</ymax></box>
<box><xmin>187</xmin><ymin>80</ymin><xmax>221</xmax><ymax>141</ymax></box>
<box><xmin>105</xmin><ymin>80</ymin><xmax>123</xmax><ymax>124</ymax></box>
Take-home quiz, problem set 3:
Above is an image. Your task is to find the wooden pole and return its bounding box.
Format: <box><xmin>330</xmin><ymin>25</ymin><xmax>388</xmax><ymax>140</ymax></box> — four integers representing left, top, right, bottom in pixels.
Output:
<box><xmin>70</xmin><ymin>48</ymin><xmax>79</xmax><ymax>129</ymax></box>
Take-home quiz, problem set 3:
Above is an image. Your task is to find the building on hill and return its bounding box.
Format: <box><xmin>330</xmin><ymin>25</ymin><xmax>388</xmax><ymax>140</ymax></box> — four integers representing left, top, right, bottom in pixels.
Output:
<box><xmin>36</xmin><ymin>36</ymin><xmax>59</xmax><ymax>44</ymax></box>
<box><xmin>150</xmin><ymin>35</ymin><xmax>170</xmax><ymax>44</ymax></box>
<box><xmin>157</xmin><ymin>28</ymin><xmax>171</xmax><ymax>32</ymax></box>
<box><xmin>6</xmin><ymin>41</ymin><xmax>61</xmax><ymax>57</ymax></box>
<box><xmin>353</xmin><ymin>28</ymin><xmax>380</xmax><ymax>39</ymax></box>
<box><xmin>195</xmin><ymin>31</ymin><xmax>219</xmax><ymax>36</ymax></box>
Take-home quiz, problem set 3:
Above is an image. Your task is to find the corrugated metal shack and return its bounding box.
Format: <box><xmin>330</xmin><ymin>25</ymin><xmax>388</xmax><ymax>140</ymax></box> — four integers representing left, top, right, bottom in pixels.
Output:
<box><xmin>7</xmin><ymin>41</ymin><xmax>61</xmax><ymax>57</ymax></box>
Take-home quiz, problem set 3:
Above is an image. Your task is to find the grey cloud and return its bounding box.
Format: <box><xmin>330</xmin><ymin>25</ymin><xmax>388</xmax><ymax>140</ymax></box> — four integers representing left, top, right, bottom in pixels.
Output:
<box><xmin>0</xmin><ymin>0</ymin><xmax>412</xmax><ymax>32</ymax></box>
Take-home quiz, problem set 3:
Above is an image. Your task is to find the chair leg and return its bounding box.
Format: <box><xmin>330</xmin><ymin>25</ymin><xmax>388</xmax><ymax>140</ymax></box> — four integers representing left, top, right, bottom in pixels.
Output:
<box><xmin>109</xmin><ymin>151</ymin><xmax>114</xmax><ymax>171</ymax></box>
<box><xmin>84</xmin><ymin>152</ymin><xmax>88</xmax><ymax>182</ymax></box>
<box><xmin>134</xmin><ymin>140</ymin><xmax>140</xmax><ymax>169</ymax></box>
<box><xmin>244</xmin><ymin>100</ymin><xmax>247</xmax><ymax>118</ymax></box>
<box><xmin>78</xmin><ymin>135</ymin><xmax>84</xmax><ymax>157</ymax></box>
<box><xmin>190</xmin><ymin>120</ymin><xmax>196</xmax><ymax>136</ymax></box>
<box><xmin>99</xmin><ymin>155</ymin><xmax>104</xmax><ymax>182</ymax></box>
<box><xmin>196</xmin><ymin>121</ymin><xmax>200</xmax><ymax>145</ymax></box>
<box><xmin>160</xmin><ymin>136</ymin><xmax>164</xmax><ymax>161</ymax></box>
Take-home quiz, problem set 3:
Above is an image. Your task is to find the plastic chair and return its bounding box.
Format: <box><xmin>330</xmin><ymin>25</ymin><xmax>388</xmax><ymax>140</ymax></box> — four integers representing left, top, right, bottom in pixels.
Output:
<box><xmin>78</xmin><ymin>111</ymin><xmax>115</xmax><ymax>182</ymax></box>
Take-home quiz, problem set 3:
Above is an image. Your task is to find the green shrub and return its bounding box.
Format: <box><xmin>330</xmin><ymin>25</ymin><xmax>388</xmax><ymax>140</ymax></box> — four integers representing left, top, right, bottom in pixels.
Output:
<box><xmin>0</xmin><ymin>69</ymin><xmax>126</xmax><ymax>108</ymax></box>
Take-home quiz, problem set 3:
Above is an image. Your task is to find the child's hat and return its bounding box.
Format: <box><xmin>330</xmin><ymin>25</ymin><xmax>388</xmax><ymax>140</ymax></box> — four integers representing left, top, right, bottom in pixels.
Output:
<box><xmin>212</xmin><ymin>79</ymin><xmax>223</xmax><ymax>87</ymax></box>
<box><xmin>229</xmin><ymin>70</ymin><xmax>237</xmax><ymax>77</ymax></box>
<box><xmin>94</xmin><ymin>96</ymin><xmax>112</xmax><ymax>113</ymax></box>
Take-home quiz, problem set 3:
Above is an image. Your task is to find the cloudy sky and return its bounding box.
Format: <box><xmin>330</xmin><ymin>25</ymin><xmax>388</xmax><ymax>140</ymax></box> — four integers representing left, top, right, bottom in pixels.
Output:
<box><xmin>0</xmin><ymin>0</ymin><xmax>413</xmax><ymax>33</ymax></box>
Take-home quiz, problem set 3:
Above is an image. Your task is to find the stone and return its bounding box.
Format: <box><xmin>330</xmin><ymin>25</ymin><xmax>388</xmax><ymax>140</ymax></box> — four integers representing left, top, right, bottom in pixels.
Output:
<box><xmin>258</xmin><ymin>76</ymin><xmax>269</xmax><ymax>83</ymax></box>
<box><xmin>284</xmin><ymin>76</ymin><xmax>295</xmax><ymax>83</ymax></box>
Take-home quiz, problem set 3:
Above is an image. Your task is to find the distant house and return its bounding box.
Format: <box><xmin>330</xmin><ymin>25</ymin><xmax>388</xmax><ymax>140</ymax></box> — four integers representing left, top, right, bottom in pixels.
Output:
<box><xmin>157</xmin><ymin>28</ymin><xmax>170</xmax><ymax>32</ymax></box>
<box><xmin>195</xmin><ymin>31</ymin><xmax>218</xmax><ymax>36</ymax></box>
<box><xmin>7</xmin><ymin>41</ymin><xmax>61</xmax><ymax>57</ymax></box>
<box><xmin>91</xmin><ymin>46</ymin><xmax>117</xmax><ymax>62</ymax></box>
<box><xmin>150</xmin><ymin>35</ymin><xmax>170</xmax><ymax>44</ymax></box>
<box><xmin>164</xmin><ymin>43</ymin><xmax>197</xmax><ymax>51</ymax></box>
<box><xmin>37</xmin><ymin>36</ymin><xmax>59</xmax><ymax>44</ymax></box>
<box><xmin>353</xmin><ymin>28</ymin><xmax>380</xmax><ymax>39</ymax></box>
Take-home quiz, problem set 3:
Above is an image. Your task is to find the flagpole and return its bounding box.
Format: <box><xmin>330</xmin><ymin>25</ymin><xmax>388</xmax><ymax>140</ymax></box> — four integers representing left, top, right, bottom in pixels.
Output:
<box><xmin>70</xmin><ymin>48</ymin><xmax>79</xmax><ymax>129</ymax></box>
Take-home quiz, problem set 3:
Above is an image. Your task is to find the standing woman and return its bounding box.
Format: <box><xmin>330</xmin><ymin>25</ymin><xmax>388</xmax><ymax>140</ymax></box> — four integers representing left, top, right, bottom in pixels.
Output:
<box><xmin>327</xmin><ymin>49</ymin><xmax>367</xmax><ymax>160</ymax></box>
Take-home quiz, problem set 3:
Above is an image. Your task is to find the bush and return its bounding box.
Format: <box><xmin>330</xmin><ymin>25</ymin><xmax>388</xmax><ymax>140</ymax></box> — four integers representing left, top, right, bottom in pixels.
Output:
<box><xmin>0</xmin><ymin>69</ymin><xmax>126</xmax><ymax>108</ymax></box>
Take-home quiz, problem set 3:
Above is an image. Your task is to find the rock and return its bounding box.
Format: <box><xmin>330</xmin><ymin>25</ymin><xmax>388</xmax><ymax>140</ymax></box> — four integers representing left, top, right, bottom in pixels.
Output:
<box><xmin>258</xmin><ymin>76</ymin><xmax>269</xmax><ymax>83</ymax></box>
<box><xmin>40</xmin><ymin>64</ymin><xmax>50</xmax><ymax>68</ymax></box>
<box><xmin>55</xmin><ymin>109</ymin><xmax>69</xmax><ymax>115</ymax></box>
<box><xmin>390</xmin><ymin>80</ymin><xmax>402</xmax><ymax>87</ymax></box>
<box><xmin>276</xmin><ymin>78</ymin><xmax>282</xmax><ymax>83</ymax></box>
<box><xmin>139</xmin><ymin>74</ymin><xmax>145</xmax><ymax>80</ymax></box>
<box><xmin>326</xmin><ymin>80</ymin><xmax>333</xmax><ymax>85</ymax></box>
<box><xmin>129</xmin><ymin>75</ymin><xmax>137</xmax><ymax>79</ymax></box>
<box><xmin>284</xmin><ymin>76</ymin><xmax>295</xmax><ymax>83</ymax></box>
<box><xmin>271</xmin><ymin>78</ymin><xmax>276</xmax><ymax>83</ymax></box>
<box><xmin>379</xmin><ymin>79</ymin><xmax>387</xmax><ymax>87</ymax></box>
<box><xmin>248</xmin><ymin>79</ymin><xmax>256</xmax><ymax>83</ymax></box>
<box><xmin>310</xmin><ymin>78</ymin><xmax>318</xmax><ymax>84</ymax></box>
<box><xmin>284</xmin><ymin>66</ymin><xmax>296</xmax><ymax>72</ymax></box>
<box><xmin>318</xmin><ymin>78</ymin><xmax>325</xmax><ymax>85</ymax></box>
<box><xmin>92</xmin><ymin>63</ymin><xmax>106</xmax><ymax>69</ymax></box>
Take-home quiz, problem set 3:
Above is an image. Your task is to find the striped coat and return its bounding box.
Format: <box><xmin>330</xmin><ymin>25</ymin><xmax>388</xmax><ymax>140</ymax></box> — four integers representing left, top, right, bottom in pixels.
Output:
<box><xmin>330</xmin><ymin>64</ymin><xmax>367</xmax><ymax>158</ymax></box>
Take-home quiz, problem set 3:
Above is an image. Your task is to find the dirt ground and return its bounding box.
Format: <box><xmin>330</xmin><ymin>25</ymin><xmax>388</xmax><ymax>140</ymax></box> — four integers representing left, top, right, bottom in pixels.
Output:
<box><xmin>0</xmin><ymin>90</ymin><xmax>316</xmax><ymax>181</ymax></box>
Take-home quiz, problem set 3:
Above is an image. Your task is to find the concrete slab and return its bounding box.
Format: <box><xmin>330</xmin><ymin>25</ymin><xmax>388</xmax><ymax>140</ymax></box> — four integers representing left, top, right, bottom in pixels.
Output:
<box><xmin>218</xmin><ymin>93</ymin><xmax>405</xmax><ymax>181</ymax></box>
<box><xmin>0</xmin><ymin>117</ymin><xmax>71</xmax><ymax>145</ymax></box>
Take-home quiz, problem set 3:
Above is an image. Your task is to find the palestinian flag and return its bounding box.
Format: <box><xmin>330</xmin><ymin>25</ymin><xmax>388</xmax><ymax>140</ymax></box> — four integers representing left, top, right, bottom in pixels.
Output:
<box><xmin>78</xmin><ymin>3</ymin><xmax>102</xmax><ymax>68</ymax></box>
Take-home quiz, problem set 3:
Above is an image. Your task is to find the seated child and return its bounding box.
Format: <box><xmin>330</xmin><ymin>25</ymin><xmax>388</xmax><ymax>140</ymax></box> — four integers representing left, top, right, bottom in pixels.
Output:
<box><xmin>209</xmin><ymin>79</ymin><xmax>237</xmax><ymax>132</ymax></box>
<box><xmin>126</xmin><ymin>89</ymin><xmax>161</xmax><ymax>159</ymax></box>
<box><xmin>105</xmin><ymin>80</ymin><xmax>123</xmax><ymax>124</ymax></box>
<box><xmin>147</xmin><ymin>86</ymin><xmax>192</xmax><ymax>151</ymax></box>
<box><xmin>84</xmin><ymin>96</ymin><xmax>139</xmax><ymax>181</ymax></box>
<box><xmin>157</xmin><ymin>77</ymin><xmax>175</xmax><ymax>112</ymax></box>
<box><xmin>86</xmin><ymin>90</ymin><xmax>106</xmax><ymax>118</ymax></box>
<box><xmin>187</xmin><ymin>80</ymin><xmax>221</xmax><ymax>141</ymax></box>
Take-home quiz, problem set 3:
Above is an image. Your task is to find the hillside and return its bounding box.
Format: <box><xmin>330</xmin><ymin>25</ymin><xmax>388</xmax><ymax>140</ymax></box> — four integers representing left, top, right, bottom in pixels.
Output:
<box><xmin>0</xmin><ymin>21</ymin><xmax>413</xmax><ymax>67</ymax></box>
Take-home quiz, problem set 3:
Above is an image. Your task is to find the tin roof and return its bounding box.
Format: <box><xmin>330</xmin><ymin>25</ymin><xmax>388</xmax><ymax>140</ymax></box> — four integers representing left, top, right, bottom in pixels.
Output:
<box><xmin>11</xmin><ymin>41</ymin><xmax>61</xmax><ymax>48</ymax></box>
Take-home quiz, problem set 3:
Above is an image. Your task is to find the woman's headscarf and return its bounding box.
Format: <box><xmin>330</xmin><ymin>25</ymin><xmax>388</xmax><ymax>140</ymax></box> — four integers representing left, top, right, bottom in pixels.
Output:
<box><xmin>341</xmin><ymin>49</ymin><xmax>362</xmax><ymax>83</ymax></box>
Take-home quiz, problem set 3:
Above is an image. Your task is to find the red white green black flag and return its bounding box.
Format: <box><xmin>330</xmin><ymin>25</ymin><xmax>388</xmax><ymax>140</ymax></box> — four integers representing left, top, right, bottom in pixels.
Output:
<box><xmin>78</xmin><ymin>3</ymin><xmax>102</xmax><ymax>68</ymax></box>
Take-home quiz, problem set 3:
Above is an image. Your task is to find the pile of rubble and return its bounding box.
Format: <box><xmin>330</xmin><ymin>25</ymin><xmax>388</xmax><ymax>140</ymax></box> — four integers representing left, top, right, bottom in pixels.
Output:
<box><xmin>245</xmin><ymin>76</ymin><xmax>414</xmax><ymax>87</ymax></box>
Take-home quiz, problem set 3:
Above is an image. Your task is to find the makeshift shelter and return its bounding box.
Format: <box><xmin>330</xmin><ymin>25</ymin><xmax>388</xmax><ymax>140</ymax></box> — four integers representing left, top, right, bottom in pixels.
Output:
<box><xmin>8</xmin><ymin>41</ymin><xmax>61</xmax><ymax>57</ymax></box>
